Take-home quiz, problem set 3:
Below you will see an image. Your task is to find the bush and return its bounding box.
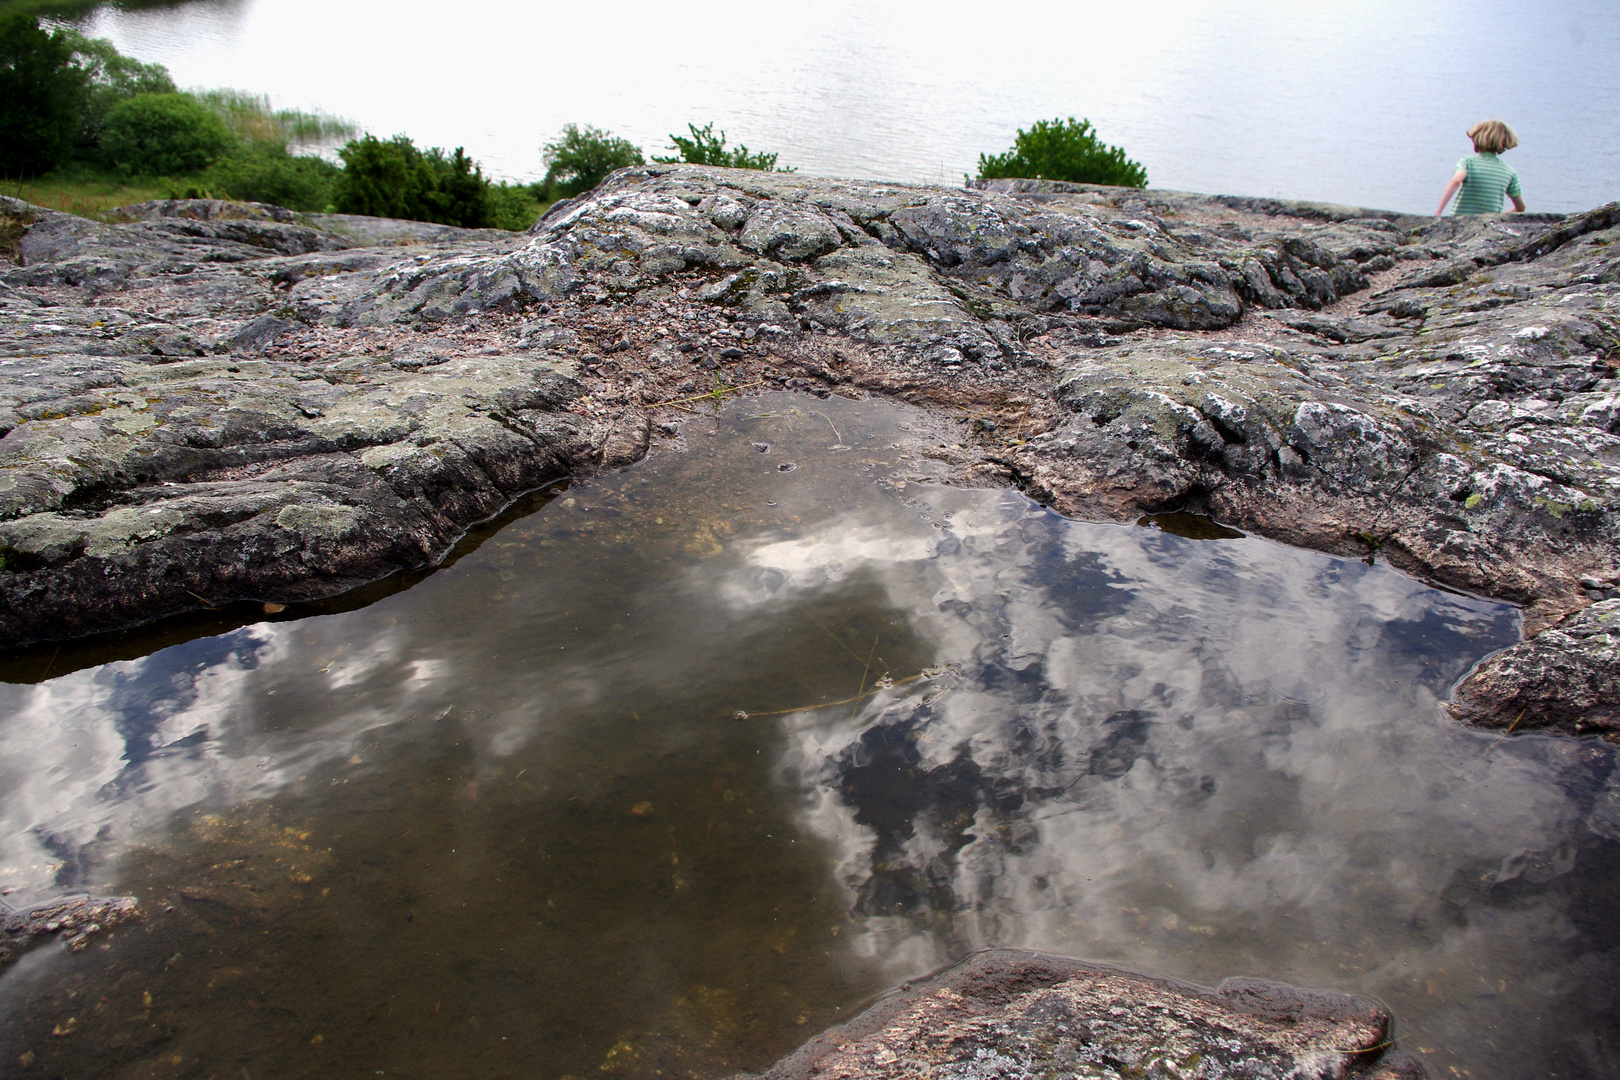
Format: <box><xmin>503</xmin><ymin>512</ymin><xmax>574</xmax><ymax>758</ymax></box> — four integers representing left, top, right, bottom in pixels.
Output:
<box><xmin>334</xmin><ymin>134</ymin><xmax>491</xmax><ymax>228</ymax></box>
<box><xmin>976</xmin><ymin>117</ymin><xmax>1146</xmax><ymax>189</ymax></box>
<box><xmin>204</xmin><ymin>144</ymin><xmax>339</xmax><ymax>211</ymax></box>
<box><xmin>0</xmin><ymin>14</ymin><xmax>89</xmax><ymax>176</ymax></box>
<box><xmin>540</xmin><ymin>123</ymin><xmax>643</xmax><ymax>200</ymax></box>
<box><xmin>100</xmin><ymin>92</ymin><xmax>234</xmax><ymax>176</ymax></box>
<box><xmin>485</xmin><ymin>180</ymin><xmax>546</xmax><ymax>231</ymax></box>
<box><xmin>652</xmin><ymin>122</ymin><xmax>792</xmax><ymax>172</ymax></box>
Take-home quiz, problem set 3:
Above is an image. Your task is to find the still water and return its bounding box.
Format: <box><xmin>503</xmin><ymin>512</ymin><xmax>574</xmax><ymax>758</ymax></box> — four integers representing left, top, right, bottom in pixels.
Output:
<box><xmin>64</xmin><ymin>0</ymin><xmax>1620</xmax><ymax>215</ymax></box>
<box><xmin>1</xmin><ymin>393</ymin><xmax>1617</xmax><ymax>1079</ymax></box>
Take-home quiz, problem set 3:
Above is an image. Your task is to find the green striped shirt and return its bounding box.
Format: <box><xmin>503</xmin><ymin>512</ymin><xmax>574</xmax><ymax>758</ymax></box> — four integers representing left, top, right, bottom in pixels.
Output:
<box><xmin>1452</xmin><ymin>153</ymin><xmax>1521</xmax><ymax>214</ymax></box>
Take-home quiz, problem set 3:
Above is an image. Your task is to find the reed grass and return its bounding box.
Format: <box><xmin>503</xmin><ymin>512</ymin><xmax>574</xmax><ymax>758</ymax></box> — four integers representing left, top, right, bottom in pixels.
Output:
<box><xmin>189</xmin><ymin>88</ymin><xmax>358</xmax><ymax>152</ymax></box>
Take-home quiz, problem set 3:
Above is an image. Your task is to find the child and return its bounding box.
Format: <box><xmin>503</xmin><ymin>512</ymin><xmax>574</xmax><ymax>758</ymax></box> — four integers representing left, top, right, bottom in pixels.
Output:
<box><xmin>1437</xmin><ymin>120</ymin><xmax>1525</xmax><ymax>216</ymax></box>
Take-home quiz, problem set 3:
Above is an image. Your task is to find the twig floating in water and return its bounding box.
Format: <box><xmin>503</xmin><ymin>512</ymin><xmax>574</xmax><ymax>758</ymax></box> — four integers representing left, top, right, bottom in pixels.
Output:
<box><xmin>795</xmin><ymin>604</ymin><xmax>891</xmax><ymax>674</ymax></box>
<box><xmin>733</xmin><ymin>670</ymin><xmax>943</xmax><ymax>719</ymax></box>
<box><xmin>854</xmin><ymin>636</ymin><xmax>878</xmax><ymax>717</ymax></box>
<box><xmin>1482</xmin><ymin>708</ymin><xmax>1530</xmax><ymax>756</ymax></box>
<box><xmin>652</xmin><ymin>379</ymin><xmax>765</xmax><ymax>409</ymax></box>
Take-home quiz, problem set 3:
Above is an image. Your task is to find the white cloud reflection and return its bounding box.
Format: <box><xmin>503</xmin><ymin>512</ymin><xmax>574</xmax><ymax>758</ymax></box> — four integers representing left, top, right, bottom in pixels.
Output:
<box><xmin>734</xmin><ymin>485</ymin><xmax>1610</xmax><ymax>1074</ymax></box>
<box><xmin>0</xmin><ymin>620</ymin><xmax>465</xmax><ymax>902</ymax></box>
<box><xmin>0</xmin><ymin>431</ymin><xmax>1609</xmax><ymax>1077</ymax></box>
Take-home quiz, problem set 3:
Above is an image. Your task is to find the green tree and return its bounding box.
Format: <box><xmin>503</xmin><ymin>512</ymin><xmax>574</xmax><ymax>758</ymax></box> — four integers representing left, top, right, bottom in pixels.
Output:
<box><xmin>0</xmin><ymin>13</ymin><xmax>89</xmax><ymax>176</ymax></box>
<box><xmin>56</xmin><ymin>28</ymin><xmax>176</xmax><ymax>151</ymax></box>
<box><xmin>976</xmin><ymin>117</ymin><xmax>1147</xmax><ymax>189</ymax></box>
<box><xmin>540</xmin><ymin>123</ymin><xmax>644</xmax><ymax>199</ymax></box>
<box><xmin>652</xmin><ymin>122</ymin><xmax>792</xmax><ymax>172</ymax></box>
<box><xmin>100</xmin><ymin>91</ymin><xmax>234</xmax><ymax>176</ymax></box>
<box><xmin>334</xmin><ymin>134</ymin><xmax>492</xmax><ymax>228</ymax></box>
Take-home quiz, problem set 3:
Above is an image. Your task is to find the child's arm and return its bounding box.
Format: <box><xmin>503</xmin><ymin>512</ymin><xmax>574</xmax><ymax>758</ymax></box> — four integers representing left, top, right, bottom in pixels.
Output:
<box><xmin>1436</xmin><ymin>169</ymin><xmax>1466</xmax><ymax>216</ymax></box>
<box><xmin>1509</xmin><ymin>194</ymin><xmax>1526</xmax><ymax>212</ymax></box>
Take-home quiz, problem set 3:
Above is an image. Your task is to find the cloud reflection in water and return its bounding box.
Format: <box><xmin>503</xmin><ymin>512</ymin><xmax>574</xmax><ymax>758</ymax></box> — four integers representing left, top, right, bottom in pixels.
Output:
<box><xmin>0</xmin><ymin>394</ymin><xmax>1612</xmax><ymax>1078</ymax></box>
<box><xmin>739</xmin><ymin>487</ymin><xmax>1613</xmax><ymax>1075</ymax></box>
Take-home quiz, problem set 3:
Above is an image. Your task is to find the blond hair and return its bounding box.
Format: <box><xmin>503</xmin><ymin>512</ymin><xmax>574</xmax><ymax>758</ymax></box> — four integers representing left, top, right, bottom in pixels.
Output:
<box><xmin>1468</xmin><ymin>119</ymin><xmax>1519</xmax><ymax>154</ymax></box>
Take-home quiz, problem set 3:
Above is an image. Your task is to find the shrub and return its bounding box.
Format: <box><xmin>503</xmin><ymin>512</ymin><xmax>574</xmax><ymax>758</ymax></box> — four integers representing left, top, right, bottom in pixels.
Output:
<box><xmin>976</xmin><ymin>117</ymin><xmax>1147</xmax><ymax>189</ymax></box>
<box><xmin>334</xmin><ymin>134</ymin><xmax>491</xmax><ymax>228</ymax></box>
<box><xmin>540</xmin><ymin>124</ymin><xmax>644</xmax><ymax>200</ymax></box>
<box><xmin>485</xmin><ymin>180</ymin><xmax>546</xmax><ymax>231</ymax></box>
<box><xmin>205</xmin><ymin>144</ymin><xmax>340</xmax><ymax>211</ymax></box>
<box><xmin>652</xmin><ymin>122</ymin><xmax>792</xmax><ymax>172</ymax></box>
<box><xmin>0</xmin><ymin>14</ymin><xmax>89</xmax><ymax>176</ymax></box>
<box><xmin>100</xmin><ymin>92</ymin><xmax>234</xmax><ymax>176</ymax></box>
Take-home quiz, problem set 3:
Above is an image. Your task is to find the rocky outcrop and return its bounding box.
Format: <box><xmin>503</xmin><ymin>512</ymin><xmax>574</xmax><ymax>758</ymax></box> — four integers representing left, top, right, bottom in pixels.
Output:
<box><xmin>0</xmin><ymin>196</ymin><xmax>595</xmax><ymax>642</ymax></box>
<box><xmin>740</xmin><ymin>950</ymin><xmax>1417</xmax><ymax>1080</ymax></box>
<box><xmin>1450</xmin><ymin>598</ymin><xmax>1620</xmax><ymax>733</ymax></box>
<box><xmin>3</xmin><ymin>171</ymin><xmax>1618</xmax><ymax>734</ymax></box>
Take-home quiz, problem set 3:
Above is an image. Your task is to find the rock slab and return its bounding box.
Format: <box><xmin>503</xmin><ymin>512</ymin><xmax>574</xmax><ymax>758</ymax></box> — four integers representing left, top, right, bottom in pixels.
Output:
<box><xmin>741</xmin><ymin>950</ymin><xmax>1417</xmax><ymax>1080</ymax></box>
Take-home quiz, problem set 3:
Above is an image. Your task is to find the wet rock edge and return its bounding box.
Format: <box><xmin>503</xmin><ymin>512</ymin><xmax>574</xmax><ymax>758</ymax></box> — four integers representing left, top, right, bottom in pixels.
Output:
<box><xmin>1</xmin><ymin>171</ymin><xmax>1617</xmax><ymax>738</ymax></box>
<box><xmin>735</xmin><ymin>948</ymin><xmax>1418</xmax><ymax>1080</ymax></box>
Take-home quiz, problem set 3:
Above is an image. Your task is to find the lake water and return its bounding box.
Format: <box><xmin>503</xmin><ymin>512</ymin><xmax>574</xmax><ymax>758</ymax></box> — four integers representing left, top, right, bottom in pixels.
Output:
<box><xmin>57</xmin><ymin>0</ymin><xmax>1620</xmax><ymax>216</ymax></box>
<box><xmin>2</xmin><ymin>393</ymin><xmax>1617</xmax><ymax>1079</ymax></box>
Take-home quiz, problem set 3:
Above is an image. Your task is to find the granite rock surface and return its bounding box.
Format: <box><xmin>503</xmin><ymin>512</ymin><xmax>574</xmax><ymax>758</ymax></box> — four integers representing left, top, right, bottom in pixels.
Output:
<box><xmin>1450</xmin><ymin>597</ymin><xmax>1620</xmax><ymax>734</ymax></box>
<box><xmin>738</xmin><ymin>950</ymin><xmax>1419</xmax><ymax>1080</ymax></box>
<box><xmin>3</xmin><ymin>170</ymin><xmax>1618</xmax><ymax>735</ymax></box>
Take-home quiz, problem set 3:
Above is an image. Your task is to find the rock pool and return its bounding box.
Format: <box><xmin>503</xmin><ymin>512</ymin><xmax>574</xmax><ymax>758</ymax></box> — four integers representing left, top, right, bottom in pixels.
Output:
<box><xmin>1</xmin><ymin>393</ymin><xmax>1614</xmax><ymax>1079</ymax></box>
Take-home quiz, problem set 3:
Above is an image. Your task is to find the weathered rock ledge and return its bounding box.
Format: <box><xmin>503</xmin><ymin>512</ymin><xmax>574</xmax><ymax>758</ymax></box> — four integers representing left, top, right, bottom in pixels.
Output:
<box><xmin>737</xmin><ymin>950</ymin><xmax>1418</xmax><ymax>1080</ymax></box>
<box><xmin>2</xmin><ymin>168</ymin><xmax>1618</xmax><ymax>734</ymax></box>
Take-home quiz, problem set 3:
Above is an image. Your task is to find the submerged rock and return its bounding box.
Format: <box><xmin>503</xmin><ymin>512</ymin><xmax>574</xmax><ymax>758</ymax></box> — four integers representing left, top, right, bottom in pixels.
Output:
<box><xmin>2</xmin><ymin>173</ymin><xmax>1618</xmax><ymax>734</ymax></box>
<box><xmin>0</xmin><ymin>894</ymin><xmax>140</xmax><ymax>972</ymax></box>
<box><xmin>740</xmin><ymin>950</ymin><xmax>1416</xmax><ymax>1080</ymax></box>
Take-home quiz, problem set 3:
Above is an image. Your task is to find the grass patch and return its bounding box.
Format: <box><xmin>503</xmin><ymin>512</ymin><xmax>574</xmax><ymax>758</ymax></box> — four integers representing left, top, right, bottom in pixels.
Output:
<box><xmin>5</xmin><ymin>170</ymin><xmax>172</xmax><ymax>219</ymax></box>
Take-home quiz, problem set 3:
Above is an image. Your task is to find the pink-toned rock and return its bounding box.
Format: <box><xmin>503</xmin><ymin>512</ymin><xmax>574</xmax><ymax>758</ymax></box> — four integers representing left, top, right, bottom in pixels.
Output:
<box><xmin>744</xmin><ymin>950</ymin><xmax>1416</xmax><ymax>1080</ymax></box>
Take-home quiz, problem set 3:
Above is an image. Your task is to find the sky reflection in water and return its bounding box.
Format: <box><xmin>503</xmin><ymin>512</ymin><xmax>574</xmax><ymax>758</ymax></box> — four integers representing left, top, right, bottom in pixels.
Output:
<box><xmin>1</xmin><ymin>393</ymin><xmax>1615</xmax><ymax>1079</ymax></box>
